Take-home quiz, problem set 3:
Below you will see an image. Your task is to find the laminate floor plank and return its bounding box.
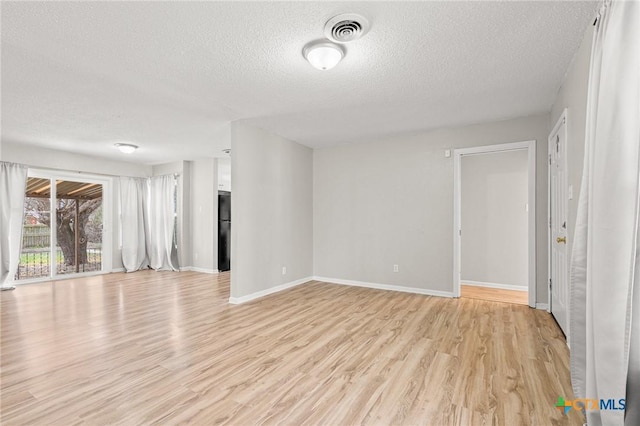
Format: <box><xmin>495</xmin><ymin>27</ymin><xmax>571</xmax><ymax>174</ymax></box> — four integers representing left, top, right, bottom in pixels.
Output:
<box><xmin>461</xmin><ymin>284</ymin><xmax>529</xmax><ymax>305</ymax></box>
<box><xmin>1</xmin><ymin>271</ymin><xmax>582</xmax><ymax>425</ymax></box>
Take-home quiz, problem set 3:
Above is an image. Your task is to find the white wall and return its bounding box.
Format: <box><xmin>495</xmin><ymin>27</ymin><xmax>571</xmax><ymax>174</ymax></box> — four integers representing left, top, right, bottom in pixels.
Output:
<box><xmin>217</xmin><ymin>157</ymin><xmax>231</xmax><ymax>192</ymax></box>
<box><xmin>1</xmin><ymin>141</ymin><xmax>151</xmax><ymax>271</ymax></box>
<box><xmin>314</xmin><ymin>114</ymin><xmax>549</xmax><ymax>302</ymax></box>
<box><xmin>190</xmin><ymin>159</ymin><xmax>218</xmax><ymax>272</ymax></box>
<box><xmin>550</xmin><ymin>25</ymin><xmax>593</xmax><ymax>270</ymax></box>
<box><xmin>151</xmin><ymin>161</ymin><xmax>183</xmax><ymax>176</ymax></box>
<box><xmin>461</xmin><ymin>150</ymin><xmax>528</xmax><ymax>288</ymax></box>
<box><xmin>230</xmin><ymin>122</ymin><xmax>313</xmax><ymax>299</ymax></box>
<box><xmin>2</xmin><ymin>142</ymin><xmax>151</xmax><ymax>177</ymax></box>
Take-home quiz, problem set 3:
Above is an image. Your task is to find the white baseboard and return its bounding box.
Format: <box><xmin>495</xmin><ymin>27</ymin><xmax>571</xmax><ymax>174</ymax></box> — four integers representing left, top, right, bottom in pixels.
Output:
<box><xmin>536</xmin><ymin>303</ymin><xmax>549</xmax><ymax>311</ymax></box>
<box><xmin>111</xmin><ymin>268</ymin><xmax>125</xmax><ymax>273</ymax></box>
<box><xmin>228</xmin><ymin>276</ymin><xmax>313</xmax><ymax>305</ymax></box>
<box><xmin>181</xmin><ymin>266</ymin><xmax>219</xmax><ymax>274</ymax></box>
<box><xmin>462</xmin><ymin>280</ymin><xmax>527</xmax><ymax>292</ymax></box>
<box><xmin>312</xmin><ymin>276</ymin><xmax>455</xmax><ymax>298</ymax></box>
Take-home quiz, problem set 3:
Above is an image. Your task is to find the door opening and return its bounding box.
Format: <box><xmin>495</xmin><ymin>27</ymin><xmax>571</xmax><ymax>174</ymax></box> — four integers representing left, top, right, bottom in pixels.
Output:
<box><xmin>453</xmin><ymin>141</ymin><xmax>536</xmax><ymax>307</ymax></box>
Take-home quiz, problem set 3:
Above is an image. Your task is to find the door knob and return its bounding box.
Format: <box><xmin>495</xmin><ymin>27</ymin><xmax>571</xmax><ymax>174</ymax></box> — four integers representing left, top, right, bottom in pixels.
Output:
<box><xmin>556</xmin><ymin>237</ymin><xmax>567</xmax><ymax>244</ymax></box>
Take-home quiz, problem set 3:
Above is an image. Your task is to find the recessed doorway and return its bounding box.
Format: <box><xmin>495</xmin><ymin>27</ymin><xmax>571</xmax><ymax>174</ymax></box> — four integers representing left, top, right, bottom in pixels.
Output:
<box><xmin>453</xmin><ymin>141</ymin><xmax>536</xmax><ymax>306</ymax></box>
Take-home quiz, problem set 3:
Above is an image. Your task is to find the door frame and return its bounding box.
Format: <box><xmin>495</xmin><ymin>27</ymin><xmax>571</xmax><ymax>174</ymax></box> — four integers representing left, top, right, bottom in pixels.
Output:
<box><xmin>16</xmin><ymin>168</ymin><xmax>113</xmax><ymax>284</ymax></box>
<box><xmin>453</xmin><ymin>140</ymin><xmax>537</xmax><ymax>307</ymax></box>
<box><xmin>548</xmin><ymin>109</ymin><xmax>569</xmax><ymax>318</ymax></box>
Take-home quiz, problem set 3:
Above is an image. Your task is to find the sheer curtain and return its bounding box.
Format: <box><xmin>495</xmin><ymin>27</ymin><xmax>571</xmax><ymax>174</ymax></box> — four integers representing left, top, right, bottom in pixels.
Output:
<box><xmin>120</xmin><ymin>177</ymin><xmax>149</xmax><ymax>272</ymax></box>
<box><xmin>0</xmin><ymin>162</ymin><xmax>28</xmax><ymax>288</ymax></box>
<box><xmin>146</xmin><ymin>175</ymin><xmax>178</xmax><ymax>271</ymax></box>
<box><xmin>569</xmin><ymin>1</ymin><xmax>640</xmax><ymax>425</ymax></box>
<box><xmin>120</xmin><ymin>175</ymin><xmax>178</xmax><ymax>272</ymax></box>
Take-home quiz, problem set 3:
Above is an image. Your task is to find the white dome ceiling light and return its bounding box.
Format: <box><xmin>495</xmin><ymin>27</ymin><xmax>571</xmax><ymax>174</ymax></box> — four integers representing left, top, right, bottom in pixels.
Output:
<box><xmin>303</xmin><ymin>41</ymin><xmax>345</xmax><ymax>70</ymax></box>
<box><xmin>114</xmin><ymin>143</ymin><xmax>138</xmax><ymax>154</ymax></box>
<box><xmin>324</xmin><ymin>13</ymin><xmax>370</xmax><ymax>43</ymax></box>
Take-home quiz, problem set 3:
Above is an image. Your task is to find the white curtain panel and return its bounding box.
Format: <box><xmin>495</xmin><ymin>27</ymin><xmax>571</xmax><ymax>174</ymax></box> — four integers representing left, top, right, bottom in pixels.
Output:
<box><xmin>569</xmin><ymin>1</ymin><xmax>640</xmax><ymax>425</ymax></box>
<box><xmin>0</xmin><ymin>162</ymin><xmax>28</xmax><ymax>286</ymax></box>
<box><xmin>120</xmin><ymin>177</ymin><xmax>149</xmax><ymax>272</ymax></box>
<box><xmin>146</xmin><ymin>175</ymin><xmax>178</xmax><ymax>271</ymax></box>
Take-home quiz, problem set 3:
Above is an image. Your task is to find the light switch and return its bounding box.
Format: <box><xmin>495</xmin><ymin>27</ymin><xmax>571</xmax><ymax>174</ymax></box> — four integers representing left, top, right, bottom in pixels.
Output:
<box><xmin>444</xmin><ymin>149</ymin><xmax>451</xmax><ymax>158</ymax></box>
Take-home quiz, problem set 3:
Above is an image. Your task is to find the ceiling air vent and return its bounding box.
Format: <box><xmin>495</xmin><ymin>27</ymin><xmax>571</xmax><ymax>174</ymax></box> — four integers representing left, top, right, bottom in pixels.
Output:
<box><xmin>324</xmin><ymin>13</ymin><xmax>370</xmax><ymax>43</ymax></box>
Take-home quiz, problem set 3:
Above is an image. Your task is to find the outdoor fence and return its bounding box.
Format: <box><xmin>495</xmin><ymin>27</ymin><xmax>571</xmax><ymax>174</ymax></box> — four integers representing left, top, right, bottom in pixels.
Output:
<box><xmin>15</xmin><ymin>246</ymin><xmax>102</xmax><ymax>280</ymax></box>
<box><xmin>22</xmin><ymin>225</ymin><xmax>50</xmax><ymax>248</ymax></box>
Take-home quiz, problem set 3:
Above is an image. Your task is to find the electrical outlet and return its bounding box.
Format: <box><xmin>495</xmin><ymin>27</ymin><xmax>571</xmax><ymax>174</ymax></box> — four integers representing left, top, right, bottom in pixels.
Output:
<box><xmin>393</xmin><ymin>264</ymin><xmax>399</xmax><ymax>273</ymax></box>
<box><xmin>282</xmin><ymin>266</ymin><xmax>287</xmax><ymax>275</ymax></box>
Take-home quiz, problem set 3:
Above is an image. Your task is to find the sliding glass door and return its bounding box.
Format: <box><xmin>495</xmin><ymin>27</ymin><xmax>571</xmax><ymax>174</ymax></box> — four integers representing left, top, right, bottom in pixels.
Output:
<box><xmin>18</xmin><ymin>178</ymin><xmax>52</xmax><ymax>280</ymax></box>
<box><xmin>54</xmin><ymin>180</ymin><xmax>103</xmax><ymax>275</ymax></box>
<box><xmin>15</xmin><ymin>172</ymin><xmax>111</xmax><ymax>282</ymax></box>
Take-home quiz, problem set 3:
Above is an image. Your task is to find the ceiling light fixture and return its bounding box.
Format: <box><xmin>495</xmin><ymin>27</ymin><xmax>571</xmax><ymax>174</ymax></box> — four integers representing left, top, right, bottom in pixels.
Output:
<box><xmin>303</xmin><ymin>40</ymin><xmax>344</xmax><ymax>70</ymax></box>
<box><xmin>114</xmin><ymin>143</ymin><xmax>138</xmax><ymax>154</ymax></box>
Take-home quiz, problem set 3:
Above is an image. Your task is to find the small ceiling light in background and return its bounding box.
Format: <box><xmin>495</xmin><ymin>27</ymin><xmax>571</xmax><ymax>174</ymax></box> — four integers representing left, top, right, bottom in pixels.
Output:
<box><xmin>303</xmin><ymin>41</ymin><xmax>344</xmax><ymax>70</ymax></box>
<box><xmin>114</xmin><ymin>143</ymin><xmax>138</xmax><ymax>154</ymax></box>
<box><xmin>222</xmin><ymin>148</ymin><xmax>231</xmax><ymax>156</ymax></box>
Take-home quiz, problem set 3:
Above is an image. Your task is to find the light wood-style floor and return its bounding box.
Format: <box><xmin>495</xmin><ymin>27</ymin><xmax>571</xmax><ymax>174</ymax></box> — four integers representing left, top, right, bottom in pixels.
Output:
<box><xmin>461</xmin><ymin>284</ymin><xmax>529</xmax><ymax>305</ymax></box>
<box><xmin>1</xmin><ymin>271</ymin><xmax>583</xmax><ymax>425</ymax></box>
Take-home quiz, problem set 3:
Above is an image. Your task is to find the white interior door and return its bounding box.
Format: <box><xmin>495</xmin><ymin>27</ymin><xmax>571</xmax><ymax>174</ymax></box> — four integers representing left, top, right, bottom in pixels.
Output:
<box><xmin>549</xmin><ymin>113</ymin><xmax>569</xmax><ymax>337</ymax></box>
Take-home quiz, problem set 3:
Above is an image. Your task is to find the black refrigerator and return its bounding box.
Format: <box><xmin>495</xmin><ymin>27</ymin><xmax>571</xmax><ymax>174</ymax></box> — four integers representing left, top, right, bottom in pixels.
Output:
<box><xmin>218</xmin><ymin>191</ymin><xmax>231</xmax><ymax>272</ymax></box>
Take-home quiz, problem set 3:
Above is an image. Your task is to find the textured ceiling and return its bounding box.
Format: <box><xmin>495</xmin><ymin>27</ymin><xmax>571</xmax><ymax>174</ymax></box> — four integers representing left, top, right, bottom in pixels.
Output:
<box><xmin>1</xmin><ymin>1</ymin><xmax>598</xmax><ymax>165</ymax></box>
